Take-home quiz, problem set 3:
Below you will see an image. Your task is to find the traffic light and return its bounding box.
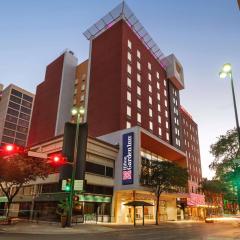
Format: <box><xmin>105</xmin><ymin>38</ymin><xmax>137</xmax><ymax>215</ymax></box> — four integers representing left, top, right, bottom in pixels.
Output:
<box><xmin>65</xmin><ymin>178</ymin><xmax>71</xmax><ymax>192</ymax></box>
<box><xmin>48</xmin><ymin>153</ymin><xmax>66</xmax><ymax>166</ymax></box>
<box><xmin>0</xmin><ymin>144</ymin><xmax>24</xmax><ymax>156</ymax></box>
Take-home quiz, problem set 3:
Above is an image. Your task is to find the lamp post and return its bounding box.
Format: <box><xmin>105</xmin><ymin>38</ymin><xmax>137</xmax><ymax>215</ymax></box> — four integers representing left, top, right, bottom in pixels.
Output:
<box><xmin>219</xmin><ymin>63</ymin><xmax>240</xmax><ymax>153</ymax></box>
<box><xmin>67</xmin><ymin>106</ymin><xmax>85</xmax><ymax>227</ymax></box>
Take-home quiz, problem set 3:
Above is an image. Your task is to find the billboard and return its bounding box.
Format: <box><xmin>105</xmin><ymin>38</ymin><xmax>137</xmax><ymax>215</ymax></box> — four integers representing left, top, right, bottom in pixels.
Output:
<box><xmin>122</xmin><ymin>132</ymin><xmax>134</xmax><ymax>185</ymax></box>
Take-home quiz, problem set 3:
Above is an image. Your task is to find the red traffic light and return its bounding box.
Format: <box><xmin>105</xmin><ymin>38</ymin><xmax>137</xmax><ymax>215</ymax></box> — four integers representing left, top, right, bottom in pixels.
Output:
<box><xmin>48</xmin><ymin>153</ymin><xmax>66</xmax><ymax>166</ymax></box>
<box><xmin>0</xmin><ymin>144</ymin><xmax>24</xmax><ymax>156</ymax></box>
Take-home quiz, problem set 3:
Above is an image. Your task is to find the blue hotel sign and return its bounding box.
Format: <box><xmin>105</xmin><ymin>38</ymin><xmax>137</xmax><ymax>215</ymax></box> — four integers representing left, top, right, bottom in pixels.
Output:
<box><xmin>122</xmin><ymin>132</ymin><xmax>134</xmax><ymax>185</ymax></box>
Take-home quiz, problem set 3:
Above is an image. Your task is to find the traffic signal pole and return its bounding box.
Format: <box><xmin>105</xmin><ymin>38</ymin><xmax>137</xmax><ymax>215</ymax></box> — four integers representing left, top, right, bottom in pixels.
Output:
<box><xmin>67</xmin><ymin>113</ymin><xmax>81</xmax><ymax>227</ymax></box>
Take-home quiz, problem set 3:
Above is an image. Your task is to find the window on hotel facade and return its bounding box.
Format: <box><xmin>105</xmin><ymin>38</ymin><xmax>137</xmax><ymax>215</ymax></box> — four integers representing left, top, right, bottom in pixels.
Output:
<box><xmin>148</xmin><ymin>85</ymin><xmax>152</xmax><ymax>93</ymax></box>
<box><xmin>149</xmin><ymin>108</ymin><xmax>153</xmax><ymax>117</ymax></box>
<box><xmin>127</xmin><ymin>52</ymin><xmax>132</xmax><ymax>62</ymax></box>
<box><xmin>81</xmin><ymin>84</ymin><xmax>85</xmax><ymax>91</ymax></box>
<box><xmin>137</xmin><ymin>73</ymin><xmax>141</xmax><ymax>83</ymax></box>
<box><xmin>137</xmin><ymin>61</ymin><xmax>141</xmax><ymax>71</ymax></box>
<box><xmin>158</xmin><ymin>127</ymin><xmax>162</xmax><ymax>136</ymax></box>
<box><xmin>157</xmin><ymin>104</ymin><xmax>161</xmax><ymax>112</ymax></box>
<box><xmin>164</xmin><ymin>80</ymin><xmax>167</xmax><ymax>87</ymax></box>
<box><xmin>157</xmin><ymin>93</ymin><xmax>160</xmax><ymax>101</ymax></box>
<box><xmin>164</xmin><ymin>89</ymin><xmax>167</xmax><ymax>97</ymax></box>
<box><xmin>23</xmin><ymin>94</ymin><xmax>33</xmax><ymax>103</ymax></box>
<box><xmin>156</xmin><ymin>71</ymin><xmax>160</xmax><ymax>79</ymax></box>
<box><xmin>126</xmin><ymin>121</ymin><xmax>131</xmax><ymax>128</ymax></box>
<box><xmin>164</xmin><ymin>100</ymin><xmax>168</xmax><ymax>107</ymax></box>
<box><xmin>80</xmin><ymin>95</ymin><xmax>85</xmax><ymax>101</ymax></box>
<box><xmin>128</xmin><ymin>40</ymin><xmax>132</xmax><ymax>49</ymax></box>
<box><xmin>137</xmin><ymin>99</ymin><xmax>141</xmax><ymax>109</ymax></box>
<box><xmin>148</xmin><ymin>62</ymin><xmax>151</xmax><ymax>70</ymax></box>
<box><xmin>127</xmin><ymin>77</ymin><xmax>131</xmax><ymax>88</ymax></box>
<box><xmin>9</xmin><ymin>101</ymin><xmax>20</xmax><ymax>110</ymax></box>
<box><xmin>127</xmin><ymin>91</ymin><xmax>131</xmax><ymax>102</ymax></box>
<box><xmin>137</xmin><ymin>86</ymin><xmax>141</xmax><ymax>96</ymax></box>
<box><xmin>166</xmin><ymin>133</ymin><xmax>169</xmax><ymax>141</ymax></box>
<box><xmin>127</xmin><ymin>106</ymin><xmax>131</xmax><ymax>117</ymax></box>
<box><xmin>149</xmin><ymin>96</ymin><xmax>152</xmax><ymax>105</ymax></box>
<box><xmin>148</xmin><ymin>73</ymin><xmax>152</xmax><ymax>81</ymax></box>
<box><xmin>137</xmin><ymin>113</ymin><xmax>141</xmax><ymax>123</ymax></box>
<box><xmin>166</xmin><ymin>121</ymin><xmax>169</xmax><ymax>129</ymax></box>
<box><xmin>127</xmin><ymin>64</ymin><xmax>131</xmax><ymax>75</ymax></box>
<box><xmin>165</xmin><ymin>110</ymin><xmax>168</xmax><ymax>118</ymax></box>
<box><xmin>137</xmin><ymin>50</ymin><xmax>141</xmax><ymax>59</ymax></box>
<box><xmin>10</xmin><ymin>95</ymin><xmax>21</xmax><ymax>104</ymax></box>
<box><xmin>11</xmin><ymin>89</ymin><xmax>22</xmax><ymax>98</ymax></box>
<box><xmin>158</xmin><ymin>115</ymin><xmax>161</xmax><ymax>123</ymax></box>
<box><xmin>149</xmin><ymin>121</ymin><xmax>153</xmax><ymax>130</ymax></box>
<box><xmin>157</xmin><ymin>82</ymin><xmax>160</xmax><ymax>89</ymax></box>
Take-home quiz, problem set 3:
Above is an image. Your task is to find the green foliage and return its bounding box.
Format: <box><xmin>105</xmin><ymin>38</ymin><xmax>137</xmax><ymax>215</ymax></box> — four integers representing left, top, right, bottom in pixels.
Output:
<box><xmin>140</xmin><ymin>160</ymin><xmax>188</xmax><ymax>193</ymax></box>
<box><xmin>0</xmin><ymin>153</ymin><xmax>53</xmax><ymax>216</ymax></box>
<box><xmin>56</xmin><ymin>199</ymin><xmax>69</xmax><ymax>216</ymax></box>
<box><xmin>140</xmin><ymin>159</ymin><xmax>188</xmax><ymax>224</ymax></box>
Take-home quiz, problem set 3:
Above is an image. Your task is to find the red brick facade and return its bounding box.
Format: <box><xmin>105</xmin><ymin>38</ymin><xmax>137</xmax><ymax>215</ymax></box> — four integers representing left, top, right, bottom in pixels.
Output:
<box><xmin>28</xmin><ymin>54</ymin><xmax>64</xmax><ymax>146</ymax></box>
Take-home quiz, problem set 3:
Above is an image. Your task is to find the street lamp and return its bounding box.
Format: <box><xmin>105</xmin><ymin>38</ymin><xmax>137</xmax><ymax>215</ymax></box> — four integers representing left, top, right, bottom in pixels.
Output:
<box><xmin>68</xmin><ymin>106</ymin><xmax>85</xmax><ymax>226</ymax></box>
<box><xmin>219</xmin><ymin>63</ymin><xmax>240</xmax><ymax>152</ymax></box>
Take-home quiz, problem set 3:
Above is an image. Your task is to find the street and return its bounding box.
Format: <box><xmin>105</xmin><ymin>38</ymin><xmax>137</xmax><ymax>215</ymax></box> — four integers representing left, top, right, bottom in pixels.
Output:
<box><xmin>1</xmin><ymin>222</ymin><xmax>240</xmax><ymax>240</ymax></box>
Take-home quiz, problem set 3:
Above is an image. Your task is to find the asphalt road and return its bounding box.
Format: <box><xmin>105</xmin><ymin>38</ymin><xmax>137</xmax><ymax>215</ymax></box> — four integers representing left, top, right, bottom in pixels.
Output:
<box><xmin>1</xmin><ymin>222</ymin><xmax>240</xmax><ymax>240</ymax></box>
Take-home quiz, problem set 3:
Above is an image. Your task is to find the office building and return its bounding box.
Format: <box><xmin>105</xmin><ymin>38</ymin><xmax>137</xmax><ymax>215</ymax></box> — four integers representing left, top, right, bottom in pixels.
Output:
<box><xmin>0</xmin><ymin>84</ymin><xmax>34</xmax><ymax>146</ymax></box>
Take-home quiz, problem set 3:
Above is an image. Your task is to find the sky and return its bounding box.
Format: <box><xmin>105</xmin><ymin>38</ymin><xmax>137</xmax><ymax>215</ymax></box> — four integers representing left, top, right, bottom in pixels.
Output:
<box><xmin>0</xmin><ymin>0</ymin><xmax>239</xmax><ymax>178</ymax></box>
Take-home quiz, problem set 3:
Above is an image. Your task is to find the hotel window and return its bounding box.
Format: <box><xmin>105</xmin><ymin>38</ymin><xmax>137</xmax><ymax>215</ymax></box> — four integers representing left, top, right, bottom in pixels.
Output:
<box><xmin>164</xmin><ymin>89</ymin><xmax>167</xmax><ymax>97</ymax></box>
<box><xmin>128</xmin><ymin>40</ymin><xmax>132</xmax><ymax>49</ymax></box>
<box><xmin>148</xmin><ymin>85</ymin><xmax>152</xmax><ymax>93</ymax></box>
<box><xmin>149</xmin><ymin>108</ymin><xmax>153</xmax><ymax>117</ymax></box>
<box><xmin>164</xmin><ymin>100</ymin><xmax>168</xmax><ymax>107</ymax></box>
<box><xmin>137</xmin><ymin>99</ymin><xmax>141</xmax><ymax>109</ymax></box>
<box><xmin>166</xmin><ymin>121</ymin><xmax>169</xmax><ymax>129</ymax></box>
<box><xmin>166</xmin><ymin>133</ymin><xmax>169</xmax><ymax>140</ymax></box>
<box><xmin>137</xmin><ymin>113</ymin><xmax>141</xmax><ymax>123</ymax></box>
<box><xmin>148</xmin><ymin>73</ymin><xmax>152</xmax><ymax>81</ymax></box>
<box><xmin>137</xmin><ymin>86</ymin><xmax>141</xmax><ymax>96</ymax></box>
<box><xmin>137</xmin><ymin>73</ymin><xmax>141</xmax><ymax>83</ymax></box>
<box><xmin>157</xmin><ymin>82</ymin><xmax>160</xmax><ymax>89</ymax></box>
<box><xmin>127</xmin><ymin>91</ymin><xmax>131</xmax><ymax>102</ymax></box>
<box><xmin>137</xmin><ymin>50</ymin><xmax>141</xmax><ymax>59</ymax></box>
<box><xmin>149</xmin><ymin>96</ymin><xmax>152</xmax><ymax>105</ymax></box>
<box><xmin>127</xmin><ymin>52</ymin><xmax>132</xmax><ymax>62</ymax></box>
<box><xmin>164</xmin><ymin>80</ymin><xmax>167</xmax><ymax>87</ymax></box>
<box><xmin>148</xmin><ymin>62</ymin><xmax>152</xmax><ymax>70</ymax></box>
<box><xmin>149</xmin><ymin>121</ymin><xmax>153</xmax><ymax>130</ymax></box>
<box><xmin>158</xmin><ymin>115</ymin><xmax>161</xmax><ymax>123</ymax></box>
<box><xmin>157</xmin><ymin>104</ymin><xmax>161</xmax><ymax>112</ymax></box>
<box><xmin>127</xmin><ymin>64</ymin><xmax>131</xmax><ymax>75</ymax></box>
<box><xmin>81</xmin><ymin>84</ymin><xmax>85</xmax><ymax>91</ymax></box>
<box><xmin>137</xmin><ymin>61</ymin><xmax>141</xmax><ymax>71</ymax></box>
<box><xmin>127</xmin><ymin>106</ymin><xmax>131</xmax><ymax>117</ymax></box>
<box><xmin>158</xmin><ymin>128</ymin><xmax>162</xmax><ymax>136</ymax></box>
<box><xmin>74</xmin><ymin>88</ymin><xmax>77</xmax><ymax>95</ymax></box>
<box><xmin>165</xmin><ymin>110</ymin><xmax>168</xmax><ymax>118</ymax></box>
<box><xmin>127</xmin><ymin>77</ymin><xmax>131</xmax><ymax>88</ymax></box>
<box><xmin>157</xmin><ymin>93</ymin><xmax>160</xmax><ymax>101</ymax></box>
<box><xmin>126</xmin><ymin>121</ymin><xmax>131</xmax><ymax>128</ymax></box>
<box><xmin>80</xmin><ymin>95</ymin><xmax>85</xmax><ymax>101</ymax></box>
<box><xmin>156</xmin><ymin>71</ymin><xmax>160</xmax><ymax>79</ymax></box>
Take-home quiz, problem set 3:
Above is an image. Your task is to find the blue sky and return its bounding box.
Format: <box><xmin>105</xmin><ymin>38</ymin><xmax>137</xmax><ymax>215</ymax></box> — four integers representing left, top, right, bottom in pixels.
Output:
<box><xmin>0</xmin><ymin>0</ymin><xmax>239</xmax><ymax>178</ymax></box>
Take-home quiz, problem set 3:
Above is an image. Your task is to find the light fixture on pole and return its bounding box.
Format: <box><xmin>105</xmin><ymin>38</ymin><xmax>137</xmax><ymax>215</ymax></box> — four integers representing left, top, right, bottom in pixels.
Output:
<box><xmin>219</xmin><ymin>63</ymin><xmax>240</xmax><ymax>152</ymax></box>
<box><xmin>67</xmin><ymin>106</ymin><xmax>85</xmax><ymax>226</ymax></box>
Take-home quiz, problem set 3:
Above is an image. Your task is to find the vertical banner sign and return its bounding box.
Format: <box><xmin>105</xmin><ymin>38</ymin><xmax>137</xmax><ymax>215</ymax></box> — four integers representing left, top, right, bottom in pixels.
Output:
<box><xmin>122</xmin><ymin>132</ymin><xmax>134</xmax><ymax>185</ymax></box>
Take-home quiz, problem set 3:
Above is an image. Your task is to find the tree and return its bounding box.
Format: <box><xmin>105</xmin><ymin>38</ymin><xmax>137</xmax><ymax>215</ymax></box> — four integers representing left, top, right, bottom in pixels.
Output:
<box><xmin>0</xmin><ymin>153</ymin><xmax>53</xmax><ymax>217</ymax></box>
<box><xmin>199</xmin><ymin>178</ymin><xmax>227</xmax><ymax>216</ymax></box>
<box><xmin>140</xmin><ymin>159</ymin><xmax>188</xmax><ymax>225</ymax></box>
<box><xmin>209</xmin><ymin>128</ymin><xmax>240</xmax><ymax>209</ymax></box>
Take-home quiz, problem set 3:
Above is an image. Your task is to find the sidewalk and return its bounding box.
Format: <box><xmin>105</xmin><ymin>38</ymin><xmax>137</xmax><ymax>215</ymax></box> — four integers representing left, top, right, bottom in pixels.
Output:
<box><xmin>0</xmin><ymin>221</ymin><xmax>116</xmax><ymax>235</ymax></box>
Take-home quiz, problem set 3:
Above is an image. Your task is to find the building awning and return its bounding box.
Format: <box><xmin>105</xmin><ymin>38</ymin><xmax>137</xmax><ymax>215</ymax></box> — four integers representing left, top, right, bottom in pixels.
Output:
<box><xmin>124</xmin><ymin>201</ymin><xmax>153</xmax><ymax>207</ymax></box>
<box><xmin>141</xmin><ymin>131</ymin><xmax>186</xmax><ymax>164</ymax></box>
<box><xmin>35</xmin><ymin>192</ymin><xmax>68</xmax><ymax>202</ymax></box>
<box><xmin>77</xmin><ymin>194</ymin><xmax>111</xmax><ymax>203</ymax></box>
<box><xmin>0</xmin><ymin>196</ymin><xmax>8</xmax><ymax>203</ymax></box>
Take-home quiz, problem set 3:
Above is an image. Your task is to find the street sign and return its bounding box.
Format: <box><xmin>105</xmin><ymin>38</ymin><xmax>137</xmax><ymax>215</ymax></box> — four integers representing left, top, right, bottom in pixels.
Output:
<box><xmin>61</xmin><ymin>180</ymin><xmax>67</xmax><ymax>191</ymax></box>
<box><xmin>74</xmin><ymin>180</ymin><xmax>84</xmax><ymax>191</ymax></box>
